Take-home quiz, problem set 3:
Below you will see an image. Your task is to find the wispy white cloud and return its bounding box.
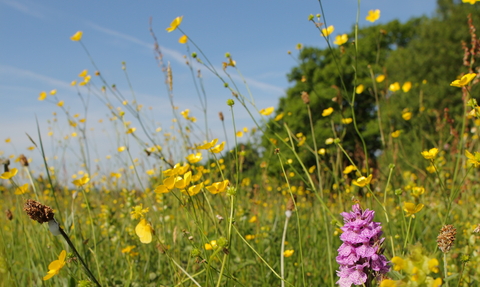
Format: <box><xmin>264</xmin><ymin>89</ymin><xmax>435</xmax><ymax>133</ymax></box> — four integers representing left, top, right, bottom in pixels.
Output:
<box><xmin>1</xmin><ymin>0</ymin><xmax>45</xmax><ymax>20</ymax></box>
<box><xmin>0</xmin><ymin>64</ymin><xmax>72</xmax><ymax>89</ymax></box>
<box><xmin>85</xmin><ymin>21</ymin><xmax>284</xmax><ymax>96</ymax></box>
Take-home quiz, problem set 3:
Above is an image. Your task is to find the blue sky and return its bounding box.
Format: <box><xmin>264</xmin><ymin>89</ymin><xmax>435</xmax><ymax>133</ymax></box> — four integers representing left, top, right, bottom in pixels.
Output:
<box><xmin>0</xmin><ymin>0</ymin><xmax>437</xmax><ymax>176</ymax></box>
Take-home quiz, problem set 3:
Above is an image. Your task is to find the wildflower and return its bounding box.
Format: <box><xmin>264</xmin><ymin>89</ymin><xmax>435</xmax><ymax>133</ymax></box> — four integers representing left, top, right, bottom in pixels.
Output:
<box><xmin>421</xmin><ymin>148</ymin><xmax>439</xmax><ymax>160</ymax></box>
<box><xmin>15</xmin><ymin>183</ymin><xmax>29</xmax><ymax>195</ymax></box>
<box><xmin>437</xmin><ymin>225</ymin><xmax>456</xmax><ymax>253</ymax></box>
<box><xmin>336</xmin><ymin>204</ymin><xmax>389</xmax><ymax>287</ymax></box>
<box><xmin>38</xmin><ymin>91</ymin><xmax>47</xmax><ymax>101</ymax></box>
<box><xmin>43</xmin><ymin>250</ymin><xmax>67</xmax><ymax>280</ymax></box>
<box><xmin>121</xmin><ymin>245</ymin><xmax>136</xmax><ymax>254</ymax></box>
<box><xmin>379</xmin><ymin>279</ymin><xmax>396</xmax><ymax>287</ymax></box>
<box><xmin>206</xmin><ymin>179</ymin><xmax>229</xmax><ymax>194</ymax></box>
<box><xmin>356</xmin><ymin>84</ymin><xmax>364</xmax><ymax>94</ymax></box>
<box><xmin>166</xmin><ymin>16</ymin><xmax>183</xmax><ymax>32</ymax></box>
<box><xmin>274</xmin><ymin>113</ymin><xmax>284</xmax><ymax>121</ymax></box>
<box><xmin>0</xmin><ymin>167</ymin><xmax>18</xmax><ymax>179</ymax></box>
<box><xmin>462</xmin><ymin>0</ymin><xmax>480</xmax><ymax>4</ymax></box>
<box><xmin>118</xmin><ymin>146</ymin><xmax>126</xmax><ymax>152</ymax></box>
<box><xmin>428</xmin><ymin>258</ymin><xmax>440</xmax><ymax>273</ymax></box>
<box><xmin>245</xmin><ymin>234</ymin><xmax>255</xmax><ymax>240</ymax></box>
<box><xmin>322</xmin><ymin>107</ymin><xmax>334</xmax><ymax>117</ymax></box>
<box><xmin>24</xmin><ymin>199</ymin><xmax>55</xmax><ymax>224</ymax></box>
<box><xmin>283</xmin><ymin>250</ymin><xmax>295</xmax><ymax>257</ymax></box>
<box><xmin>450</xmin><ymin>73</ymin><xmax>476</xmax><ymax>87</ymax></box>
<box><xmin>205</xmin><ymin>240</ymin><xmax>217</xmax><ymax>250</ymax></box>
<box><xmin>343</xmin><ymin>165</ymin><xmax>356</xmax><ymax>174</ymax></box>
<box><xmin>126</xmin><ymin>128</ymin><xmax>136</xmax><ymax>134</ymax></box>
<box><xmin>411</xmin><ymin>186</ymin><xmax>425</xmax><ymax>197</ymax></box>
<box><xmin>325</xmin><ymin>138</ymin><xmax>334</xmax><ymax>145</ymax></box>
<box><xmin>366</xmin><ymin>9</ymin><xmax>380</xmax><ymax>22</ymax></box>
<box><xmin>186</xmin><ymin>152</ymin><xmax>202</xmax><ymax>164</ymax></box>
<box><xmin>334</xmin><ymin>34</ymin><xmax>348</xmax><ymax>45</ymax></box>
<box><xmin>465</xmin><ymin>150</ymin><xmax>480</xmax><ymax>167</ymax></box>
<box><xmin>72</xmin><ymin>174</ymin><xmax>90</xmax><ymax>187</ymax></box>
<box><xmin>389</xmin><ymin>82</ymin><xmax>400</xmax><ymax>92</ymax></box>
<box><xmin>248</xmin><ymin>215</ymin><xmax>257</xmax><ymax>223</ymax></box>
<box><xmin>260</xmin><ymin>107</ymin><xmax>274</xmax><ymax>116</ymax></box>
<box><xmin>391</xmin><ymin>130</ymin><xmax>401</xmax><ymax>138</ymax></box>
<box><xmin>352</xmin><ymin>174</ymin><xmax>372</xmax><ymax>187</ymax></box>
<box><xmin>321</xmin><ymin>25</ymin><xmax>334</xmax><ymax>37</ymax></box>
<box><xmin>402</xmin><ymin>110</ymin><xmax>412</xmax><ymax>121</ymax></box>
<box><xmin>70</xmin><ymin>31</ymin><xmax>83</xmax><ymax>41</ymax></box>
<box><xmin>135</xmin><ymin>219</ymin><xmax>153</xmax><ymax>244</ymax></box>
<box><xmin>131</xmin><ymin>204</ymin><xmax>149</xmax><ymax>220</ymax></box>
<box><xmin>178</xmin><ymin>35</ymin><xmax>188</xmax><ymax>44</ymax></box>
<box><xmin>210</xmin><ymin>142</ymin><xmax>225</xmax><ymax>153</ymax></box>
<box><xmin>376</xmin><ymin>75</ymin><xmax>385</xmax><ymax>83</ymax></box>
<box><xmin>197</xmin><ymin>138</ymin><xmax>218</xmax><ymax>150</ymax></box>
<box><xmin>403</xmin><ymin>202</ymin><xmax>424</xmax><ymax>217</ymax></box>
<box><xmin>402</xmin><ymin>81</ymin><xmax>412</xmax><ymax>92</ymax></box>
<box><xmin>185</xmin><ymin>183</ymin><xmax>204</xmax><ymax>196</ymax></box>
<box><xmin>342</xmin><ymin>118</ymin><xmax>353</xmax><ymax>124</ymax></box>
<box><xmin>391</xmin><ymin>256</ymin><xmax>405</xmax><ymax>271</ymax></box>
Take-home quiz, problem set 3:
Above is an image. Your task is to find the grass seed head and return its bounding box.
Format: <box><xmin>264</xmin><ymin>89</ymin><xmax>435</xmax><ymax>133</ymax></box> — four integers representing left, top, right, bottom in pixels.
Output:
<box><xmin>24</xmin><ymin>199</ymin><xmax>55</xmax><ymax>224</ymax></box>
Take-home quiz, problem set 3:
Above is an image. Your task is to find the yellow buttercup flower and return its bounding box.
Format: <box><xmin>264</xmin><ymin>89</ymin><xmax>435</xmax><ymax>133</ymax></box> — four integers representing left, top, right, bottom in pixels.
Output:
<box><xmin>355</xmin><ymin>84</ymin><xmax>364</xmax><ymax>94</ymax></box>
<box><xmin>274</xmin><ymin>113</ymin><xmax>284</xmax><ymax>121</ymax></box>
<box><xmin>15</xmin><ymin>183</ymin><xmax>29</xmax><ymax>195</ymax></box>
<box><xmin>135</xmin><ymin>219</ymin><xmax>153</xmax><ymax>244</ymax></box>
<box><xmin>283</xmin><ymin>250</ymin><xmax>294</xmax><ymax>257</ymax></box>
<box><xmin>402</xmin><ymin>81</ymin><xmax>412</xmax><ymax>92</ymax></box>
<box><xmin>178</xmin><ymin>35</ymin><xmax>188</xmax><ymax>44</ymax></box>
<box><xmin>210</xmin><ymin>142</ymin><xmax>225</xmax><ymax>153</ymax></box>
<box><xmin>259</xmin><ymin>107</ymin><xmax>274</xmax><ymax>116</ymax></box>
<box><xmin>342</xmin><ymin>118</ymin><xmax>353</xmax><ymax>124</ymax></box>
<box><xmin>376</xmin><ymin>74</ymin><xmax>385</xmax><ymax>83</ymax></box>
<box><xmin>389</xmin><ymin>82</ymin><xmax>400</xmax><ymax>92</ymax></box>
<box><xmin>204</xmin><ymin>240</ymin><xmax>217</xmax><ymax>250</ymax></box>
<box><xmin>390</xmin><ymin>256</ymin><xmax>405</xmax><ymax>271</ymax></box>
<box><xmin>197</xmin><ymin>138</ymin><xmax>218</xmax><ymax>150</ymax></box>
<box><xmin>206</xmin><ymin>180</ymin><xmax>229</xmax><ymax>194</ymax></box>
<box><xmin>352</xmin><ymin>174</ymin><xmax>372</xmax><ymax>187</ymax></box>
<box><xmin>403</xmin><ymin>202</ymin><xmax>424</xmax><ymax>217</ymax></box>
<box><xmin>465</xmin><ymin>150</ymin><xmax>480</xmax><ymax>167</ymax></box>
<box><xmin>321</xmin><ymin>25</ymin><xmax>334</xmax><ymax>37</ymax></box>
<box><xmin>343</xmin><ymin>165</ymin><xmax>356</xmax><ymax>174</ymax></box>
<box><xmin>43</xmin><ymin>250</ymin><xmax>67</xmax><ymax>280</ymax></box>
<box><xmin>70</xmin><ymin>31</ymin><xmax>83</xmax><ymax>41</ymax></box>
<box><xmin>166</xmin><ymin>16</ymin><xmax>183</xmax><ymax>32</ymax></box>
<box><xmin>334</xmin><ymin>34</ymin><xmax>348</xmax><ymax>45</ymax></box>
<box><xmin>462</xmin><ymin>0</ymin><xmax>480</xmax><ymax>4</ymax></box>
<box><xmin>186</xmin><ymin>152</ymin><xmax>203</xmax><ymax>164</ymax></box>
<box><xmin>185</xmin><ymin>183</ymin><xmax>204</xmax><ymax>196</ymax></box>
<box><xmin>450</xmin><ymin>73</ymin><xmax>477</xmax><ymax>87</ymax></box>
<box><xmin>38</xmin><ymin>91</ymin><xmax>47</xmax><ymax>101</ymax></box>
<box><xmin>391</xmin><ymin>130</ymin><xmax>401</xmax><ymax>138</ymax></box>
<box><xmin>402</xmin><ymin>109</ymin><xmax>412</xmax><ymax>121</ymax></box>
<box><xmin>366</xmin><ymin>9</ymin><xmax>380</xmax><ymax>22</ymax></box>
<box><xmin>118</xmin><ymin>146</ymin><xmax>126</xmax><ymax>152</ymax></box>
<box><xmin>421</xmin><ymin>148</ymin><xmax>439</xmax><ymax>160</ymax></box>
<box><xmin>1</xmin><ymin>168</ymin><xmax>18</xmax><ymax>179</ymax></box>
<box><xmin>72</xmin><ymin>174</ymin><xmax>90</xmax><ymax>187</ymax></box>
<box><xmin>322</xmin><ymin>107</ymin><xmax>334</xmax><ymax>117</ymax></box>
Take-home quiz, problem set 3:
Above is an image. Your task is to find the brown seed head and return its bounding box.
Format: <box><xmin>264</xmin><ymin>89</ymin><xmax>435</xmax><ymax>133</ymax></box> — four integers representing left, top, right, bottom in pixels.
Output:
<box><xmin>6</xmin><ymin>209</ymin><xmax>13</xmax><ymax>221</ymax></box>
<box><xmin>24</xmin><ymin>199</ymin><xmax>55</xmax><ymax>224</ymax></box>
<box><xmin>286</xmin><ymin>196</ymin><xmax>296</xmax><ymax>211</ymax></box>
<box><xmin>219</xmin><ymin>112</ymin><xmax>224</xmax><ymax>122</ymax></box>
<box><xmin>301</xmin><ymin>91</ymin><xmax>310</xmax><ymax>104</ymax></box>
<box><xmin>437</xmin><ymin>224</ymin><xmax>456</xmax><ymax>253</ymax></box>
<box><xmin>0</xmin><ymin>158</ymin><xmax>10</xmax><ymax>172</ymax></box>
<box><xmin>18</xmin><ymin>154</ymin><xmax>29</xmax><ymax>167</ymax></box>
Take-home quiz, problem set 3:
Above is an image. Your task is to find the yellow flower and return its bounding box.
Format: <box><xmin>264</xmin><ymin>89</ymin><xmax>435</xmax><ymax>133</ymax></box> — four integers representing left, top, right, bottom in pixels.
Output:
<box><xmin>318</xmin><ymin>148</ymin><xmax>326</xmax><ymax>155</ymax></box>
<box><xmin>15</xmin><ymin>183</ymin><xmax>29</xmax><ymax>195</ymax></box>
<box><xmin>334</xmin><ymin>34</ymin><xmax>348</xmax><ymax>45</ymax></box>
<box><xmin>283</xmin><ymin>250</ymin><xmax>294</xmax><ymax>257</ymax></box>
<box><xmin>38</xmin><ymin>91</ymin><xmax>47</xmax><ymax>101</ymax></box>
<box><xmin>245</xmin><ymin>234</ymin><xmax>256</xmax><ymax>240</ymax></box>
<box><xmin>121</xmin><ymin>245</ymin><xmax>136</xmax><ymax>254</ymax></box>
<box><xmin>43</xmin><ymin>250</ymin><xmax>67</xmax><ymax>280</ymax></box>
<box><xmin>178</xmin><ymin>35</ymin><xmax>188</xmax><ymax>44</ymax></box>
<box><xmin>426</xmin><ymin>165</ymin><xmax>436</xmax><ymax>173</ymax></box>
<box><xmin>325</xmin><ymin>138</ymin><xmax>334</xmax><ymax>145</ymax></box>
<box><xmin>260</xmin><ymin>107</ymin><xmax>274</xmax><ymax>116</ymax></box>
<box><xmin>236</xmin><ymin>131</ymin><xmax>244</xmax><ymax>137</ymax></box>
<box><xmin>185</xmin><ymin>183</ymin><xmax>204</xmax><ymax>196</ymax></box>
<box><xmin>411</xmin><ymin>186</ymin><xmax>425</xmax><ymax>197</ymax></box>
<box><xmin>376</xmin><ymin>74</ymin><xmax>385</xmax><ymax>83</ymax></box>
<box><xmin>206</xmin><ymin>180</ymin><xmax>229</xmax><ymax>194</ymax></box>
<box><xmin>321</xmin><ymin>25</ymin><xmax>334</xmax><ymax>37</ymax></box>
<box><xmin>186</xmin><ymin>152</ymin><xmax>203</xmax><ymax>164</ymax></box>
<box><xmin>204</xmin><ymin>240</ymin><xmax>217</xmax><ymax>250</ymax></box>
<box><xmin>78</xmin><ymin>69</ymin><xmax>88</xmax><ymax>78</ymax></box>
<box><xmin>428</xmin><ymin>258</ymin><xmax>440</xmax><ymax>273</ymax></box>
<box><xmin>135</xmin><ymin>219</ymin><xmax>153</xmax><ymax>244</ymax></box>
<box><xmin>356</xmin><ymin>84</ymin><xmax>365</xmax><ymax>94</ymax></box>
<box><xmin>1</xmin><ymin>168</ymin><xmax>18</xmax><ymax>180</ymax></box>
<box><xmin>72</xmin><ymin>174</ymin><xmax>89</xmax><ymax>187</ymax></box>
<box><xmin>126</xmin><ymin>128</ymin><xmax>136</xmax><ymax>134</ymax></box>
<box><xmin>197</xmin><ymin>138</ymin><xmax>218</xmax><ymax>150</ymax></box>
<box><xmin>118</xmin><ymin>146</ymin><xmax>126</xmax><ymax>152</ymax></box>
<box><xmin>248</xmin><ymin>215</ymin><xmax>257</xmax><ymax>223</ymax></box>
<box><xmin>352</xmin><ymin>174</ymin><xmax>373</xmax><ymax>187</ymax></box>
<box><xmin>70</xmin><ymin>31</ymin><xmax>83</xmax><ymax>41</ymax></box>
<box><xmin>465</xmin><ymin>150</ymin><xmax>480</xmax><ymax>167</ymax></box>
<box><xmin>130</xmin><ymin>204</ymin><xmax>149</xmax><ymax>220</ymax></box>
<box><xmin>389</xmin><ymin>82</ymin><xmax>400</xmax><ymax>92</ymax></box>
<box><xmin>308</xmin><ymin>165</ymin><xmax>316</xmax><ymax>173</ymax></box>
<box><xmin>391</xmin><ymin>256</ymin><xmax>405</xmax><ymax>271</ymax></box>
<box><xmin>366</xmin><ymin>9</ymin><xmax>380</xmax><ymax>22</ymax></box>
<box><xmin>402</xmin><ymin>81</ymin><xmax>412</xmax><ymax>92</ymax></box>
<box><xmin>274</xmin><ymin>113</ymin><xmax>284</xmax><ymax>121</ymax></box>
<box><xmin>166</xmin><ymin>16</ymin><xmax>183</xmax><ymax>32</ymax></box>
<box><xmin>210</xmin><ymin>142</ymin><xmax>225</xmax><ymax>153</ymax></box>
<box><xmin>450</xmin><ymin>73</ymin><xmax>476</xmax><ymax>87</ymax></box>
<box><xmin>421</xmin><ymin>148</ymin><xmax>439</xmax><ymax>160</ymax></box>
<box><xmin>462</xmin><ymin>0</ymin><xmax>480</xmax><ymax>4</ymax></box>
<box><xmin>322</xmin><ymin>107</ymin><xmax>334</xmax><ymax>117</ymax></box>
<box><xmin>343</xmin><ymin>165</ymin><xmax>356</xmax><ymax>174</ymax></box>
<box><xmin>403</xmin><ymin>202</ymin><xmax>424</xmax><ymax>217</ymax></box>
<box><xmin>342</xmin><ymin>118</ymin><xmax>353</xmax><ymax>124</ymax></box>
<box><xmin>57</xmin><ymin>101</ymin><xmax>64</xmax><ymax>107</ymax></box>
<box><xmin>402</xmin><ymin>110</ymin><xmax>412</xmax><ymax>121</ymax></box>
<box><xmin>174</xmin><ymin>171</ymin><xmax>192</xmax><ymax>189</ymax></box>
<box><xmin>379</xmin><ymin>279</ymin><xmax>397</xmax><ymax>287</ymax></box>
<box><xmin>391</xmin><ymin>130</ymin><xmax>401</xmax><ymax>138</ymax></box>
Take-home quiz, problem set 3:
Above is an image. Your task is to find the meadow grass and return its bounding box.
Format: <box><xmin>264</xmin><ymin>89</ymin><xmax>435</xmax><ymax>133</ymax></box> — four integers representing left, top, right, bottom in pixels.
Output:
<box><xmin>1</xmin><ymin>4</ymin><xmax>480</xmax><ymax>287</ymax></box>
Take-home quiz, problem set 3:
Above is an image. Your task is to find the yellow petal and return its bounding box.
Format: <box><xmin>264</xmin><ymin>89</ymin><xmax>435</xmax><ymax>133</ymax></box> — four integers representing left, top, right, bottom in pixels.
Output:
<box><xmin>70</xmin><ymin>31</ymin><xmax>83</xmax><ymax>41</ymax></box>
<box><xmin>178</xmin><ymin>35</ymin><xmax>188</xmax><ymax>44</ymax></box>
